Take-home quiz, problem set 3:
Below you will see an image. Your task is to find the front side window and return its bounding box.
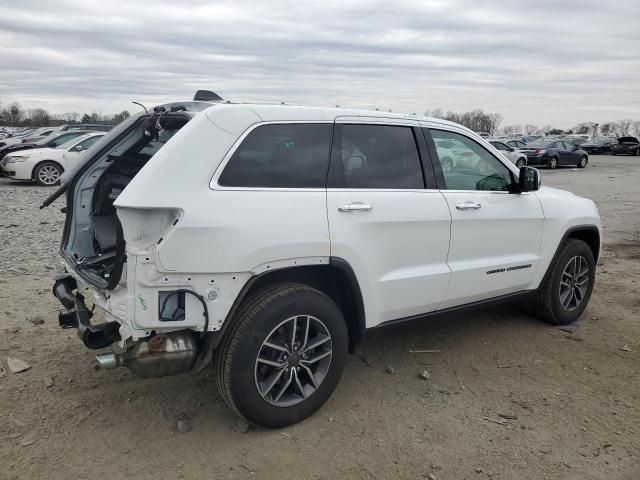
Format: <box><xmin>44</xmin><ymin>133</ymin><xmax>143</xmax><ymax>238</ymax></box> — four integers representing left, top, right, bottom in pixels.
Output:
<box><xmin>430</xmin><ymin>129</ymin><xmax>513</xmax><ymax>191</ymax></box>
<box><xmin>491</xmin><ymin>141</ymin><xmax>509</xmax><ymax>151</ymax></box>
<box><xmin>328</xmin><ymin>124</ymin><xmax>423</xmax><ymax>189</ymax></box>
<box><xmin>75</xmin><ymin>136</ymin><xmax>102</xmax><ymax>151</ymax></box>
<box><xmin>219</xmin><ymin>123</ymin><xmax>332</xmax><ymax>188</ymax></box>
<box><xmin>49</xmin><ymin>132</ymin><xmax>83</xmax><ymax>147</ymax></box>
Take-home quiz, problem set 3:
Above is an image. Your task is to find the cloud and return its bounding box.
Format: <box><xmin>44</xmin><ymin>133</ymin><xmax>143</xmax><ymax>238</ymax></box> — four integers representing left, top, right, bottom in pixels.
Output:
<box><xmin>0</xmin><ymin>0</ymin><xmax>638</xmax><ymax>127</ymax></box>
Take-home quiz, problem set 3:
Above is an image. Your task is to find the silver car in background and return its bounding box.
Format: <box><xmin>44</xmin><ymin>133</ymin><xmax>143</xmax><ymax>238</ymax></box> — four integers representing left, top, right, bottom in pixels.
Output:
<box><xmin>489</xmin><ymin>140</ymin><xmax>528</xmax><ymax>167</ymax></box>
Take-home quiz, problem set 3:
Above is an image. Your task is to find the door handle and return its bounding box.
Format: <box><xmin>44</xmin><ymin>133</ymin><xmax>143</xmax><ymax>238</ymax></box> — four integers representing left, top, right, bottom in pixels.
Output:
<box><xmin>455</xmin><ymin>201</ymin><xmax>481</xmax><ymax>210</ymax></box>
<box><xmin>338</xmin><ymin>202</ymin><xmax>372</xmax><ymax>212</ymax></box>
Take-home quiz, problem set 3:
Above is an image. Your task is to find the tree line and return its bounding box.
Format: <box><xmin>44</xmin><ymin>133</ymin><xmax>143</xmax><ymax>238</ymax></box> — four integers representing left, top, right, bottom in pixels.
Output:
<box><xmin>3</xmin><ymin>99</ymin><xmax>639</xmax><ymax>138</ymax></box>
<box><xmin>0</xmin><ymin>101</ymin><xmax>130</xmax><ymax>127</ymax></box>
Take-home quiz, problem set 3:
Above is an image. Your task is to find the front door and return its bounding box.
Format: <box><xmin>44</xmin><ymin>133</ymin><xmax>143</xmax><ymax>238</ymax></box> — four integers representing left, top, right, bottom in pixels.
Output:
<box><xmin>424</xmin><ymin>127</ymin><xmax>545</xmax><ymax>308</ymax></box>
<box><xmin>326</xmin><ymin>120</ymin><xmax>452</xmax><ymax>327</ymax></box>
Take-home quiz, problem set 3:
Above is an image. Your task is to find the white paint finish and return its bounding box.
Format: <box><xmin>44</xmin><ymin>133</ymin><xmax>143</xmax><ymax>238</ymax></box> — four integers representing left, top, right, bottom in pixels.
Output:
<box><xmin>327</xmin><ymin>189</ymin><xmax>452</xmax><ymax>326</ymax></box>
<box><xmin>439</xmin><ymin>191</ymin><xmax>545</xmax><ymax>307</ymax></box>
<box><xmin>156</xmin><ymin>189</ymin><xmax>330</xmax><ymax>272</ymax></box>
<box><xmin>64</xmin><ymin>102</ymin><xmax>601</xmax><ymax>340</ymax></box>
<box><xmin>530</xmin><ymin>186</ymin><xmax>601</xmax><ymax>286</ymax></box>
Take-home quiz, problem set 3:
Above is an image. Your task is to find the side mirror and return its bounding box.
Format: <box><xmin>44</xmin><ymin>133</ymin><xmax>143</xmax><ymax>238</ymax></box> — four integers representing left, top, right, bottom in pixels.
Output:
<box><xmin>519</xmin><ymin>166</ymin><xmax>541</xmax><ymax>192</ymax></box>
<box><xmin>73</xmin><ymin>145</ymin><xmax>84</xmax><ymax>152</ymax></box>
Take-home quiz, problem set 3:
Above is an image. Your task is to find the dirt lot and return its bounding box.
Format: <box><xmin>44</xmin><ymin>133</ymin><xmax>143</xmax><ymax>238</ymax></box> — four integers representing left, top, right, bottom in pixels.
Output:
<box><xmin>1</xmin><ymin>155</ymin><xmax>639</xmax><ymax>480</ymax></box>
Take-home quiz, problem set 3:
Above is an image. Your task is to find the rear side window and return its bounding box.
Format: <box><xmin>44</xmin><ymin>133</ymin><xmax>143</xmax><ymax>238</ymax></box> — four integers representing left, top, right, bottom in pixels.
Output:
<box><xmin>219</xmin><ymin>124</ymin><xmax>332</xmax><ymax>188</ymax></box>
<box><xmin>328</xmin><ymin>124</ymin><xmax>424</xmax><ymax>189</ymax></box>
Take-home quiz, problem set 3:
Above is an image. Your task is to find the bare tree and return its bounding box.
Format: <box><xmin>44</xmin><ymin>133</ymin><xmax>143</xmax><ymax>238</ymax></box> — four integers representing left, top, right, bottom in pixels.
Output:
<box><xmin>632</xmin><ymin>121</ymin><xmax>640</xmax><ymax>138</ymax></box>
<box><xmin>59</xmin><ymin>112</ymin><xmax>80</xmax><ymax>123</ymax></box>
<box><xmin>616</xmin><ymin>119</ymin><xmax>633</xmax><ymax>136</ymax></box>
<box><xmin>28</xmin><ymin>108</ymin><xmax>51</xmax><ymax>126</ymax></box>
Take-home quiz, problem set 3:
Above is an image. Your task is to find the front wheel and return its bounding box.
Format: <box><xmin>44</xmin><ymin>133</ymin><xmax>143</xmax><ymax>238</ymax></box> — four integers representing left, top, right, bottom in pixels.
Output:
<box><xmin>34</xmin><ymin>161</ymin><xmax>62</xmax><ymax>186</ymax></box>
<box><xmin>532</xmin><ymin>238</ymin><xmax>595</xmax><ymax>325</ymax></box>
<box><xmin>515</xmin><ymin>158</ymin><xmax>526</xmax><ymax>168</ymax></box>
<box><xmin>214</xmin><ymin>283</ymin><xmax>348</xmax><ymax>428</ymax></box>
<box><xmin>577</xmin><ymin>155</ymin><xmax>588</xmax><ymax>168</ymax></box>
<box><xmin>547</xmin><ymin>157</ymin><xmax>558</xmax><ymax>169</ymax></box>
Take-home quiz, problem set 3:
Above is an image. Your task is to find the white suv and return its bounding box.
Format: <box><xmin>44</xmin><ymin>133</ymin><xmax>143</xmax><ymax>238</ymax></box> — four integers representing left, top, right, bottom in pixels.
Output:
<box><xmin>50</xmin><ymin>96</ymin><xmax>601</xmax><ymax>427</ymax></box>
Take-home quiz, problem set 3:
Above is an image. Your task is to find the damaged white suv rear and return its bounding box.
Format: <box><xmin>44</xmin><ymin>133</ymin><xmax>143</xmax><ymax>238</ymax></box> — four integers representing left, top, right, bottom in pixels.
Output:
<box><xmin>51</xmin><ymin>93</ymin><xmax>601</xmax><ymax>427</ymax></box>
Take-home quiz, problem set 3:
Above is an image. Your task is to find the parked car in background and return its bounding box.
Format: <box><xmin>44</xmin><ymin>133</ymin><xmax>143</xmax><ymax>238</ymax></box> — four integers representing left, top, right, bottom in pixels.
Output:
<box><xmin>489</xmin><ymin>140</ymin><xmax>528</xmax><ymax>167</ymax></box>
<box><xmin>18</xmin><ymin>126</ymin><xmax>58</xmax><ymax>143</ymax></box>
<box><xmin>1</xmin><ymin>132</ymin><xmax>105</xmax><ymax>185</ymax></box>
<box><xmin>58</xmin><ymin>123</ymin><xmax>113</xmax><ymax>132</ymax></box>
<box><xmin>611</xmin><ymin>136</ymin><xmax>640</xmax><ymax>156</ymax></box>
<box><xmin>506</xmin><ymin>139</ymin><xmax>527</xmax><ymax>149</ymax></box>
<box><xmin>0</xmin><ymin>128</ymin><xmax>40</xmax><ymax>149</ymax></box>
<box><xmin>519</xmin><ymin>138</ymin><xmax>589</xmax><ymax>169</ymax></box>
<box><xmin>476</xmin><ymin>132</ymin><xmax>490</xmax><ymax>138</ymax></box>
<box><xmin>579</xmin><ymin>137</ymin><xmax>618</xmax><ymax>155</ymax></box>
<box><xmin>0</xmin><ymin>130</ymin><xmax>92</xmax><ymax>160</ymax></box>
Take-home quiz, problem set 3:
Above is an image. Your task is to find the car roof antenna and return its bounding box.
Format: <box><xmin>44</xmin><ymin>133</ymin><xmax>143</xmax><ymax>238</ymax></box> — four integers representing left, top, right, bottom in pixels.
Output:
<box><xmin>131</xmin><ymin>101</ymin><xmax>148</xmax><ymax>113</ymax></box>
<box><xmin>193</xmin><ymin>90</ymin><xmax>223</xmax><ymax>102</ymax></box>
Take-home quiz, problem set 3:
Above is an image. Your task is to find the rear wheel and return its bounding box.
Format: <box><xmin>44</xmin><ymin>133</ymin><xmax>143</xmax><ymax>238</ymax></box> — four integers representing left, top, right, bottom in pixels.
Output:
<box><xmin>34</xmin><ymin>161</ymin><xmax>62</xmax><ymax>186</ymax></box>
<box><xmin>577</xmin><ymin>155</ymin><xmax>588</xmax><ymax>168</ymax></box>
<box><xmin>515</xmin><ymin>158</ymin><xmax>526</xmax><ymax>168</ymax></box>
<box><xmin>547</xmin><ymin>157</ymin><xmax>558</xmax><ymax>169</ymax></box>
<box><xmin>532</xmin><ymin>238</ymin><xmax>595</xmax><ymax>325</ymax></box>
<box><xmin>214</xmin><ymin>283</ymin><xmax>348</xmax><ymax>428</ymax></box>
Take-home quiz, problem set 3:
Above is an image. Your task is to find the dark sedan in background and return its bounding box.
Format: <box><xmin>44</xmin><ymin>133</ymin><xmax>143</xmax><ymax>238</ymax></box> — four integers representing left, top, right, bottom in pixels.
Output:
<box><xmin>519</xmin><ymin>138</ymin><xmax>589</xmax><ymax>169</ymax></box>
<box><xmin>579</xmin><ymin>137</ymin><xmax>618</xmax><ymax>155</ymax></box>
<box><xmin>611</xmin><ymin>136</ymin><xmax>640</xmax><ymax>156</ymax></box>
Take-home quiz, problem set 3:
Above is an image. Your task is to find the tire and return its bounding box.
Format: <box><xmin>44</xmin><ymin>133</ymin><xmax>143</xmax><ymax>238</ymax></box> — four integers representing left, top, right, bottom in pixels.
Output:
<box><xmin>547</xmin><ymin>157</ymin><xmax>558</xmax><ymax>169</ymax></box>
<box><xmin>515</xmin><ymin>158</ymin><xmax>526</xmax><ymax>168</ymax></box>
<box><xmin>214</xmin><ymin>283</ymin><xmax>349</xmax><ymax>428</ymax></box>
<box><xmin>577</xmin><ymin>155</ymin><xmax>588</xmax><ymax>168</ymax></box>
<box><xmin>532</xmin><ymin>238</ymin><xmax>595</xmax><ymax>325</ymax></box>
<box><xmin>34</xmin><ymin>161</ymin><xmax>62</xmax><ymax>186</ymax></box>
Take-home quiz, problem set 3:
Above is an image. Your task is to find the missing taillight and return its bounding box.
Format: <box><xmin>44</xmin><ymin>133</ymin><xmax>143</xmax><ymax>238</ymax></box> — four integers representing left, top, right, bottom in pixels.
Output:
<box><xmin>159</xmin><ymin>291</ymin><xmax>186</xmax><ymax>322</ymax></box>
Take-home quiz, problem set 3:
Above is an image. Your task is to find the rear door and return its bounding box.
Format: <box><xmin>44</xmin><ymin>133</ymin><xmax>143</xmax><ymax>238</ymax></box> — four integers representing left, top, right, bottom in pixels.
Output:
<box><xmin>326</xmin><ymin>118</ymin><xmax>451</xmax><ymax>327</ymax></box>
<box><xmin>423</xmin><ymin>126</ymin><xmax>544</xmax><ymax>308</ymax></box>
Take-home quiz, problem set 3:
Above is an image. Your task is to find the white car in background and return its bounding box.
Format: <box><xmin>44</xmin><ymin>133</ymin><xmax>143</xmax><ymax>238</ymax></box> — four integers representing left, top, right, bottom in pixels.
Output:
<box><xmin>1</xmin><ymin>132</ymin><xmax>105</xmax><ymax>185</ymax></box>
<box><xmin>489</xmin><ymin>140</ymin><xmax>528</xmax><ymax>167</ymax></box>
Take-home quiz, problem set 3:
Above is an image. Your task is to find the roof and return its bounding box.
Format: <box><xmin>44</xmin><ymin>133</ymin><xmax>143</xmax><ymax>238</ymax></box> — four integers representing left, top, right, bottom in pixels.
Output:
<box><xmin>198</xmin><ymin>101</ymin><xmax>470</xmax><ymax>132</ymax></box>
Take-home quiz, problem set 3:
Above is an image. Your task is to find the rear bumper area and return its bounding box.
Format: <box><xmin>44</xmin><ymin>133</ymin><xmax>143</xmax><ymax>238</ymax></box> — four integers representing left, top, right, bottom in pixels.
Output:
<box><xmin>52</xmin><ymin>274</ymin><xmax>121</xmax><ymax>349</ymax></box>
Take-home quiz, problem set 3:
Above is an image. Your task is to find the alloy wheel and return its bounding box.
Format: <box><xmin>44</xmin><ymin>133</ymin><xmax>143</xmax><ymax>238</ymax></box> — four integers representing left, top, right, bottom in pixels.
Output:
<box><xmin>37</xmin><ymin>165</ymin><xmax>60</xmax><ymax>185</ymax></box>
<box><xmin>558</xmin><ymin>255</ymin><xmax>589</xmax><ymax>312</ymax></box>
<box><xmin>254</xmin><ymin>315</ymin><xmax>332</xmax><ymax>407</ymax></box>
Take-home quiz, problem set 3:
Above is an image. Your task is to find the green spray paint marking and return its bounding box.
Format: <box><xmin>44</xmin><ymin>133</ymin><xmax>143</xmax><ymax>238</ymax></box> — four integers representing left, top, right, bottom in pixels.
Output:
<box><xmin>138</xmin><ymin>294</ymin><xmax>148</xmax><ymax>311</ymax></box>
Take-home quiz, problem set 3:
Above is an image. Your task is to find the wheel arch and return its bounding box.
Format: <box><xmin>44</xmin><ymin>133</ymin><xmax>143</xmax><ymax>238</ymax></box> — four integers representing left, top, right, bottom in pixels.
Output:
<box><xmin>31</xmin><ymin>159</ymin><xmax>64</xmax><ymax>180</ymax></box>
<box><xmin>213</xmin><ymin>258</ymin><xmax>366</xmax><ymax>354</ymax></box>
<box><xmin>542</xmin><ymin>225</ymin><xmax>600</xmax><ymax>284</ymax></box>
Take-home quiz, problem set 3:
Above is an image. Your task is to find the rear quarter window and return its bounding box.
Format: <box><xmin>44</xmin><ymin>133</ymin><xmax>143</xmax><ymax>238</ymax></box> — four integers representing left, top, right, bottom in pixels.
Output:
<box><xmin>218</xmin><ymin>123</ymin><xmax>332</xmax><ymax>188</ymax></box>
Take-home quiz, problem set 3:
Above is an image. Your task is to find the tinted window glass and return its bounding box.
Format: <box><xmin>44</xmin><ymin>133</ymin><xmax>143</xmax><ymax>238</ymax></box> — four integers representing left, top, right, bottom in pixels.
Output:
<box><xmin>491</xmin><ymin>141</ymin><xmax>509</xmax><ymax>151</ymax></box>
<box><xmin>47</xmin><ymin>132</ymin><xmax>83</xmax><ymax>147</ymax></box>
<box><xmin>430</xmin><ymin>130</ymin><xmax>512</xmax><ymax>191</ymax></box>
<box><xmin>76</xmin><ymin>136</ymin><xmax>102</xmax><ymax>150</ymax></box>
<box><xmin>329</xmin><ymin>124</ymin><xmax>423</xmax><ymax>189</ymax></box>
<box><xmin>219</xmin><ymin>124</ymin><xmax>332</xmax><ymax>188</ymax></box>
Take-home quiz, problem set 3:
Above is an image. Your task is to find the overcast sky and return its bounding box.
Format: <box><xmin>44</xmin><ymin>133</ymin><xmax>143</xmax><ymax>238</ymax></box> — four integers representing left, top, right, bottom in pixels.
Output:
<box><xmin>1</xmin><ymin>0</ymin><xmax>638</xmax><ymax>128</ymax></box>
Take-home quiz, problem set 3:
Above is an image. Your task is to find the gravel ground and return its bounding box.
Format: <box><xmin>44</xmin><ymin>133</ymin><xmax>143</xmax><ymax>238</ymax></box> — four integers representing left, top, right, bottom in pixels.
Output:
<box><xmin>1</xmin><ymin>156</ymin><xmax>639</xmax><ymax>480</ymax></box>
